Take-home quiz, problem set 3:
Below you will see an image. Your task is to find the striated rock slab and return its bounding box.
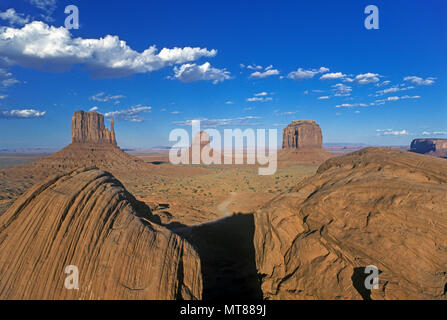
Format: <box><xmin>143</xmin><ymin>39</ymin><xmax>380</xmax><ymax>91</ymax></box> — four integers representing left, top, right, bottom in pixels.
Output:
<box><xmin>254</xmin><ymin>148</ymin><xmax>447</xmax><ymax>300</ymax></box>
<box><xmin>410</xmin><ymin>138</ymin><xmax>447</xmax><ymax>158</ymax></box>
<box><xmin>0</xmin><ymin>168</ymin><xmax>202</xmax><ymax>300</ymax></box>
<box><xmin>72</xmin><ymin>110</ymin><xmax>116</xmax><ymax>145</ymax></box>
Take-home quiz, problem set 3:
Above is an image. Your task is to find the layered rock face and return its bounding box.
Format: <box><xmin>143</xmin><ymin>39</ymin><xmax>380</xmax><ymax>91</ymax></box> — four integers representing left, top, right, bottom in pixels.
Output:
<box><xmin>0</xmin><ymin>168</ymin><xmax>202</xmax><ymax>300</ymax></box>
<box><xmin>410</xmin><ymin>138</ymin><xmax>447</xmax><ymax>158</ymax></box>
<box><xmin>72</xmin><ymin>110</ymin><xmax>117</xmax><ymax>145</ymax></box>
<box><xmin>282</xmin><ymin>120</ymin><xmax>323</xmax><ymax>149</ymax></box>
<box><xmin>254</xmin><ymin>148</ymin><xmax>447</xmax><ymax>300</ymax></box>
<box><xmin>279</xmin><ymin>120</ymin><xmax>332</xmax><ymax>165</ymax></box>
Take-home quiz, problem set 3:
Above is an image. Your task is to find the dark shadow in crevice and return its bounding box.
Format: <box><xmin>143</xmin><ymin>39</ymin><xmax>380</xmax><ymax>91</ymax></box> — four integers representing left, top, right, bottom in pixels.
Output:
<box><xmin>351</xmin><ymin>267</ymin><xmax>382</xmax><ymax>300</ymax></box>
<box><xmin>173</xmin><ymin>213</ymin><xmax>263</xmax><ymax>300</ymax></box>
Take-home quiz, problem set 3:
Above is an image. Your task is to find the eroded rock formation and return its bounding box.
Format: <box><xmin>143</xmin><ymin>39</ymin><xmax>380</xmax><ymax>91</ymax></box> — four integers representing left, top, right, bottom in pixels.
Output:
<box><xmin>279</xmin><ymin>120</ymin><xmax>332</xmax><ymax>165</ymax></box>
<box><xmin>410</xmin><ymin>138</ymin><xmax>447</xmax><ymax>158</ymax></box>
<box><xmin>0</xmin><ymin>168</ymin><xmax>202</xmax><ymax>300</ymax></box>
<box><xmin>254</xmin><ymin>148</ymin><xmax>447</xmax><ymax>300</ymax></box>
<box><xmin>72</xmin><ymin>110</ymin><xmax>117</xmax><ymax>145</ymax></box>
<box><xmin>282</xmin><ymin>120</ymin><xmax>323</xmax><ymax>149</ymax></box>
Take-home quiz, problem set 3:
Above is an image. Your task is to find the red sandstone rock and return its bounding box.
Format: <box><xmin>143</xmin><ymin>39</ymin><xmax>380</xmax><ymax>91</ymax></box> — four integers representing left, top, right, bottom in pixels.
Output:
<box><xmin>72</xmin><ymin>110</ymin><xmax>117</xmax><ymax>145</ymax></box>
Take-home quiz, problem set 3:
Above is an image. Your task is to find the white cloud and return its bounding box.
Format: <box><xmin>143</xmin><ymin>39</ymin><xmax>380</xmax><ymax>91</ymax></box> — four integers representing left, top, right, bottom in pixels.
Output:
<box><xmin>377</xmin><ymin>129</ymin><xmax>409</xmax><ymax>136</ymax></box>
<box><xmin>0</xmin><ymin>21</ymin><xmax>217</xmax><ymax>78</ymax></box>
<box><xmin>247</xmin><ymin>92</ymin><xmax>273</xmax><ymax>102</ymax></box>
<box><xmin>0</xmin><ymin>68</ymin><xmax>19</xmax><ymax>87</ymax></box>
<box><xmin>90</xmin><ymin>92</ymin><xmax>125</xmax><ymax>102</ymax></box>
<box><xmin>320</xmin><ymin>72</ymin><xmax>346</xmax><ymax>80</ymax></box>
<box><xmin>355</xmin><ymin>73</ymin><xmax>380</xmax><ymax>84</ymax></box>
<box><xmin>377</xmin><ymin>80</ymin><xmax>391</xmax><ymax>87</ymax></box>
<box><xmin>0</xmin><ymin>108</ymin><xmax>46</xmax><ymax>118</ymax></box>
<box><xmin>174</xmin><ymin>116</ymin><xmax>261</xmax><ymax>128</ymax></box>
<box><xmin>250</xmin><ymin>68</ymin><xmax>280</xmax><ymax>79</ymax></box>
<box><xmin>171</xmin><ymin>62</ymin><xmax>230</xmax><ymax>84</ymax></box>
<box><xmin>89</xmin><ymin>106</ymin><xmax>98</xmax><ymax>112</ymax></box>
<box><xmin>0</xmin><ymin>95</ymin><xmax>7</xmax><ymax>99</ymax></box>
<box><xmin>246</xmin><ymin>97</ymin><xmax>272</xmax><ymax>102</ymax></box>
<box><xmin>423</xmin><ymin>131</ymin><xmax>447</xmax><ymax>136</ymax></box>
<box><xmin>318</xmin><ymin>96</ymin><xmax>330</xmax><ymax>100</ymax></box>
<box><xmin>170</xmin><ymin>111</ymin><xmax>181</xmax><ymax>114</ymax></box>
<box><xmin>0</xmin><ymin>9</ymin><xmax>30</xmax><ymax>26</ymax></box>
<box><xmin>336</xmin><ymin>103</ymin><xmax>368</xmax><ymax>108</ymax></box>
<box><xmin>332</xmin><ymin>83</ymin><xmax>352</xmax><ymax>96</ymax></box>
<box><xmin>29</xmin><ymin>0</ymin><xmax>57</xmax><ymax>21</ymax></box>
<box><xmin>404</xmin><ymin>76</ymin><xmax>436</xmax><ymax>86</ymax></box>
<box><xmin>246</xmin><ymin>64</ymin><xmax>263</xmax><ymax>70</ymax></box>
<box><xmin>288</xmin><ymin>67</ymin><xmax>329</xmax><ymax>81</ymax></box>
<box><xmin>225</xmin><ymin>101</ymin><xmax>234</xmax><ymax>105</ymax></box>
<box><xmin>376</xmin><ymin>86</ymin><xmax>414</xmax><ymax>96</ymax></box>
<box><xmin>104</xmin><ymin>105</ymin><xmax>152</xmax><ymax>122</ymax></box>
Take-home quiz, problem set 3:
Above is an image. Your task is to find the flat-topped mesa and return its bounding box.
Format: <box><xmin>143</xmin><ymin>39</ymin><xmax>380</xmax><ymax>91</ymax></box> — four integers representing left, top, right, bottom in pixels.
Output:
<box><xmin>72</xmin><ymin>110</ymin><xmax>117</xmax><ymax>145</ymax></box>
<box><xmin>410</xmin><ymin>138</ymin><xmax>447</xmax><ymax>158</ymax></box>
<box><xmin>282</xmin><ymin>120</ymin><xmax>323</xmax><ymax>149</ymax></box>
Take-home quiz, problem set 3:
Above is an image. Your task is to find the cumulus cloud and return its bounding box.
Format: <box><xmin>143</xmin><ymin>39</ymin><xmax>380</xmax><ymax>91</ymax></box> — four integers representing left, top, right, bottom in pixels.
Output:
<box><xmin>174</xmin><ymin>116</ymin><xmax>261</xmax><ymax>128</ymax></box>
<box><xmin>354</xmin><ymin>73</ymin><xmax>380</xmax><ymax>84</ymax></box>
<box><xmin>89</xmin><ymin>106</ymin><xmax>98</xmax><ymax>112</ymax></box>
<box><xmin>0</xmin><ymin>108</ymin><xmax>46</xmax><ymax>119</ymax></box>
<box><xmin>404</xmin><ymin>76</ymin><xmax>436</xmax><ymax>86</ymax></box>
<box><xmin>250</xmin><ymin>68</ymin><xmax>280</xmax><ymax>79</ymax></box>
<box><xmin>0</xmin><ymin>21</ymin><xmax>218</xmax><ymax>78</ymax></box>
<box><xmin>288</xmin><ymin>67</ymin><xmax>329</xmax><ymax>81</ymax></box>
<box><xmin>0</xmin><ymin>9</ymin><xmax>30</xmax><ymax>26</ymax></box>
<box><xmin>320</xmin><ymin>72</ymin><xmax>346</xmax><ymax>80</ymax></box>
<box><xmin>90</xmin><ymin>92</ymin><xmax>125</xmax><ymax>102</ymax></box>
<box><xmin>171</xmin><ymin>62</ymin><xmax>230</xmax><ymax>84</ymax></box>
<box><xmin>104</xmin><ymin>105</ymin><xmax>152</xmax><ymax>122</ymax></box>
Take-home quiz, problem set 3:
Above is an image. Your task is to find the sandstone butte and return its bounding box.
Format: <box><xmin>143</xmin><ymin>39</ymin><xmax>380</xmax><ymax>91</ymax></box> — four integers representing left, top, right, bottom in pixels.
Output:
<box><xmin>0</xmin><ymin>167</ymin><xmax>202</xmax><ymax>299</ymax></box>
<box><xmin>410</xmin><ymin>138</ymin><xmax>447</xmax><ymax>158</ymax></box>
<box><xmin>254</xmin><ymin>147</ymin><xmax>447</xmax><ymax>300</ymax></box>
<box><xmin>278</xmin><ymin>120</ymin><xmax>332</xmax><ymax>165</ymax></box>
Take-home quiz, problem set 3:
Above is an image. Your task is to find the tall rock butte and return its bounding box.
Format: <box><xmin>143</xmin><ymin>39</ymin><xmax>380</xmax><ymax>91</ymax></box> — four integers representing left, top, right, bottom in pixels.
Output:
<box><xmin>279</xmin><ymin>120</ymin><xmax>332</xmax><ymax>165</ymax></box>
<box><xmin>72</xmin><ymin>110</ymin><xmax>117</xmax><ymax>145</ymax></box>
<box><xmin>410</xmin><ymin>138</ymin><xmax>447</xmax><ymax>158</ymax></box>
<box><xmin>282</xmin><ymin>120</ymin><xmax>323</xmax><ymax>149</ymax></box>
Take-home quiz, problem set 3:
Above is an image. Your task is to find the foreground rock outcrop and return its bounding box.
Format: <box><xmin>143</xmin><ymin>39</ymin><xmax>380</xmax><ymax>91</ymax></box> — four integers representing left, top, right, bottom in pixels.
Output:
<box><xmin>254</xmin><ymin>148</ymin><xmax>447</xmax><ymax>300</ymax></box>
<box><xmin>279</xmin><ymin>120</ymin><xmax>332</xmax><ymax>165</ymax></box>
<box><xmin>0</xmin><ymin>168</ymin><xmax>202</xmax><ymax>299</ymax></box>
<box><xmin>410</xmin><ymin>138</ymin><xmax>447</xmax><ymax>158</ymax></box>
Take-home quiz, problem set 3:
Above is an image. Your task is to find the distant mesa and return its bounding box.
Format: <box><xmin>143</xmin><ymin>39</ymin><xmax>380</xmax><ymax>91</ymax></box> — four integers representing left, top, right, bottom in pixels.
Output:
<box><xmin>72</xmin><ymin>110</ymin><xmax>117</xmax><ymax>145</ymax></box>
<box><xmin>410</xmin><ymin>138</ymin><xmax>447</xmax><ymax>158</ymax></box>
<box><xmin>282</xmin><ymin>120</ymin><xmax>323</xmax><ymax>149</ymax></box>
<box><xmin>279</xmin><ymin>120</ymin><xmax>332</xmax><ymax>165</ymax></box>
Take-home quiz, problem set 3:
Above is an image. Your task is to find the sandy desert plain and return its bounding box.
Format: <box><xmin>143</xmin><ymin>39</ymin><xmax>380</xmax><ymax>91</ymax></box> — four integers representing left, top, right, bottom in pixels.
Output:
<box><xmin>0</xmin><ymin>111</ymin><xmax>446</xmax><ymax>300</ymax></box>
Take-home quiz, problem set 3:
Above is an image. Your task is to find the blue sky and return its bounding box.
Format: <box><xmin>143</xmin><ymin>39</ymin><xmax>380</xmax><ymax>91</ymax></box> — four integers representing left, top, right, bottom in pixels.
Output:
<box><xmin>0</xmin><ymin>0</ymin><xmax>445</xmax><ymax>149</ymax></box>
